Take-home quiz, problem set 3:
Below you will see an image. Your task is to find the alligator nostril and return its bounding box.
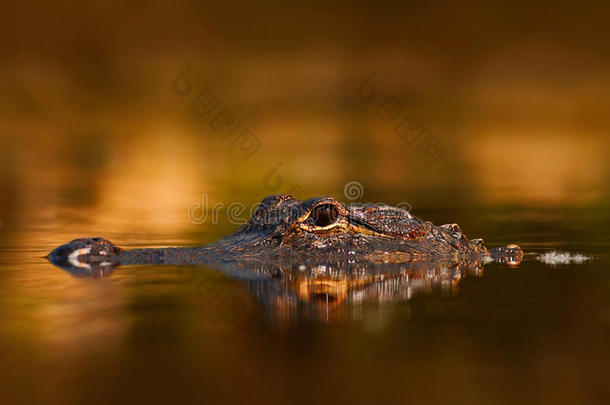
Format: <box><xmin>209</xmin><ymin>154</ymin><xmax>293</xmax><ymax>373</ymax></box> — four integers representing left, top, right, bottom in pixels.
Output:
<box><xmin>92</xmin><ymin>237</ymin><xmax>102</xmax><ymax>242</ymax></box>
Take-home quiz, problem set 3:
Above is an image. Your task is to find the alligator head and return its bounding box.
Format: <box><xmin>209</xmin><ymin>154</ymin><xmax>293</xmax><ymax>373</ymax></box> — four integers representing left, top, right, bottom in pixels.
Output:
<box><xmin>208</xmin><ymin>194</ymin><xmax>522</xmax><ymax>261</ymax></box>
<box><xmin>47</xmin><ymin>194</ymin><xmax>523</xmax><ymax>276</ymax></box>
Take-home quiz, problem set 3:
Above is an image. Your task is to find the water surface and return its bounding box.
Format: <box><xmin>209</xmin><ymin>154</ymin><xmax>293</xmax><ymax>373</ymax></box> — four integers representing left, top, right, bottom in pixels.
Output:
<box><xmin>1</xmin><ymin>190</ymin><xmax>608</xmax><ymax>404</ymax></box>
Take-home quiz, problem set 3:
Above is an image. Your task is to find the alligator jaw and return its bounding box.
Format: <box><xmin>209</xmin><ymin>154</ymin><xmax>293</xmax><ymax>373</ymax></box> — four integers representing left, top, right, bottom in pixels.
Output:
<box><xmin>47</xmin><ymin>236</ymin><xmax>523</xmax><ymax>278</ymax></box>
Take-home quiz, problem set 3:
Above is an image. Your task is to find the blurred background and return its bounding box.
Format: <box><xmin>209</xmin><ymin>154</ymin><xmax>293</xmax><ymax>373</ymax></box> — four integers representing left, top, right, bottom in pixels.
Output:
<box><xmin>1</xmin><ymin>1</ymin><xmax>610</xmax><ymax>404</ymax></box>
<box><xmin>2</xmin><ymin>0</ymin><xmax>610</xmax><ymax>224</ymax></box>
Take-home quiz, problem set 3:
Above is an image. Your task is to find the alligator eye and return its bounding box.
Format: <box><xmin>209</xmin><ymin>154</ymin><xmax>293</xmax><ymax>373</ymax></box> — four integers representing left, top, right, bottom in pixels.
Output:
<box><xmin>311</xmin><ymin>204</ymin><xmax>339</xmax><ymax>227</ymax></box>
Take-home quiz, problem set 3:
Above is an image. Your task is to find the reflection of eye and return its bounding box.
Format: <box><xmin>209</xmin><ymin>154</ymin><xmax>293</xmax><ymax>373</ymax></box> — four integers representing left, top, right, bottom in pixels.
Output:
<box><xmin>311</xmin><ymin>204</ymin><xmax>339</xmax><ymax>227</ymax></box>
<box><xmin>310</xmin><ymin>293</ymin><xmax>338</xmax><ymax>303</ymax></box>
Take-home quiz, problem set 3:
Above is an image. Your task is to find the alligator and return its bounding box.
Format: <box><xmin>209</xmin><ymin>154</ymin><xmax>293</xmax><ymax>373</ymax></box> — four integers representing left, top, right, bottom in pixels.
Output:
<box><xmin>47</xmin><ymin>194</ymin><xmax>523</xmax><ymax>277</ymax></box>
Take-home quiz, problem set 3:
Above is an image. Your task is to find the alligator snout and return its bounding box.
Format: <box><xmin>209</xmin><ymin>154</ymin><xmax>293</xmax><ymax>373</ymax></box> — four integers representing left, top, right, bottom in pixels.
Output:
<box><xmin>47</xmin><ymin>237</ymin><xmax>122</xmax><ymax>277</ymax></box>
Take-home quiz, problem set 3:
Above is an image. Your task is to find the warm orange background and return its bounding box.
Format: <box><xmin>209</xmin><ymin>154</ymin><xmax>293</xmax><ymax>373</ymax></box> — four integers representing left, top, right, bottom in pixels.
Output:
<box><xmin>2</xmin><ymin>1</ymin><xmax>609</xmax><ymax>232</ymax></box>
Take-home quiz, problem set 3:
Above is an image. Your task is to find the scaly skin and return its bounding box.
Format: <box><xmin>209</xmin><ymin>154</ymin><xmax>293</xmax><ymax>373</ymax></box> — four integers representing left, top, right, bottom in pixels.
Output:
<box><xmin>47</xmin><ymin>194</ymin><xmax>523</xmax><ymax>277</ymax></box>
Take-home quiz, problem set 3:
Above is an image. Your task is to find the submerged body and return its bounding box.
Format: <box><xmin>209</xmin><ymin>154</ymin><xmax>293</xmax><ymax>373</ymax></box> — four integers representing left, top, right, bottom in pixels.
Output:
<box><xmin>48</xmin><ymin>194</ymin><xmax>523</xmax><ymax>276</ymax></box>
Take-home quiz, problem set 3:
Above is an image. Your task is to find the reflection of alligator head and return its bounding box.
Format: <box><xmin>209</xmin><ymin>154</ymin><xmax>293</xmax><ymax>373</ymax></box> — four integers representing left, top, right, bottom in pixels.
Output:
<box><xmin>242</xmin><ymin>259</ymin><xmax>488</xmax><ymax>323</ymax></box>
<box><xmin>47</xmin><ymin>194</ymin><xmax>523</xmax><ymax>277</ymax></box>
